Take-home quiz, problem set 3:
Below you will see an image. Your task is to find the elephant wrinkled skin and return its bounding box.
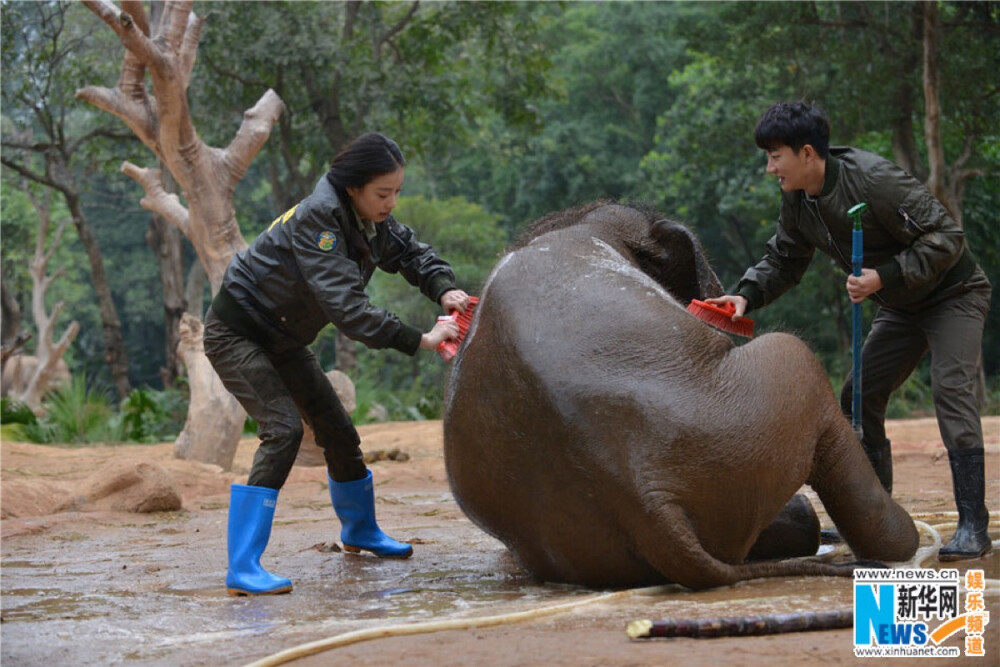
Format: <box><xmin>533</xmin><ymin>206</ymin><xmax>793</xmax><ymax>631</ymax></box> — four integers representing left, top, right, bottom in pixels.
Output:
<box><xmin>443</xmin><ymin>202</ymin><xmax>918</xmax><ymax>590</ymax></box>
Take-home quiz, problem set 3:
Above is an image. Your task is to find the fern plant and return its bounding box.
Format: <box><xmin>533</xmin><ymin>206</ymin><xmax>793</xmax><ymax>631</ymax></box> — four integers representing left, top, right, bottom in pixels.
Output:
<box><xmin>25</xmin><ymin>376</ymin><xmax>123</xmax><ymax>444</ymax></box>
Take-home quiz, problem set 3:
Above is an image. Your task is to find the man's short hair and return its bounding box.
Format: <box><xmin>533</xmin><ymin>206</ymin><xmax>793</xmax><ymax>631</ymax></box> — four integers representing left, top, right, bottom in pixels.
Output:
<box><xmin>754</xmin><ymin>101</ymin><xmax>831</xmax><ymax>159</ymax></box>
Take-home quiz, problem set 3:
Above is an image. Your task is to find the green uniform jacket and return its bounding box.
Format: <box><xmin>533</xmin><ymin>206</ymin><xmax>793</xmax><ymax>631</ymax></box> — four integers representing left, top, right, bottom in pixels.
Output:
<box><xmin>214</xmin><ymin>174</ymin><xmax>457</xmax><ymax>355</ymax></box>
<box><xmin>735</xmin><ymin>146</ymin><xmax>977</xmax><ymax>313</ymax></box>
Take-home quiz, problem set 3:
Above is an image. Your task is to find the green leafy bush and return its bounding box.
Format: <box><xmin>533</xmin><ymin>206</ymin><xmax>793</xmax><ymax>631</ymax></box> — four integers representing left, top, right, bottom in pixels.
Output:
<box><xmin>119</xmin><ymin>387</ymin><xmax>188</xmax><ymax>443</ymax></box>
<box><xmin>1</xmin><ymin>397</ymin><xmax>38</xmax><ymax>425</ymax></box>
<box><xmin>24</xmin><ymin>376</ymin><xmax>123</xmax><ymax>445</ymax></box>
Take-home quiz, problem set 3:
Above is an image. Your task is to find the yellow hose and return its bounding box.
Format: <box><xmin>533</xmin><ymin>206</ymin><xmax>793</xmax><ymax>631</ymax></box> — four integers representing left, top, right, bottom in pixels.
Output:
<box><xmin>242</xmin><ymin>585</ymin><xmax>667</xmax><ymax>667</ymax></box>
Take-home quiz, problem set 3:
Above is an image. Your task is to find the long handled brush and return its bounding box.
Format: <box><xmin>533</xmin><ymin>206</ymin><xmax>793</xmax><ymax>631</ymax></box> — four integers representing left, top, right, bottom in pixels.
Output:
<box><xmin>848</xmin><ymin>202</ymin><xmax>868</xmax><ymax>443</ymax></box>
<box><xmin>437</xmin><ymin>296</ymin><xmax>479</xmax><ymax>361</ymax></box>
<box><xmin>687</xmin><ymin>299</ymin><xmax>754</xmax><ymax>338</ymax></box>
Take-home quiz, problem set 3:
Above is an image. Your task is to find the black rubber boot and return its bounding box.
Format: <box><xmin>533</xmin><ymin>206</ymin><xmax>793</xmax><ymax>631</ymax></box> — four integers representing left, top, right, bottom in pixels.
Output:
<box><xmin>938</xmin><ymin>448</ymin><xmax>993</xmax><ymax>562</ymax></box>
<box><xmin>864</xmin><ymin>439</ymin><xmax>893</xmax><ymax>495</ymax></box>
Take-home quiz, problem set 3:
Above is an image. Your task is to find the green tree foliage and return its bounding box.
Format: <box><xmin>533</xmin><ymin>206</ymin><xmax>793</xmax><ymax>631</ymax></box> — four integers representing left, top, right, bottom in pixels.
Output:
<box><xmin>440</xmin><ymin>1</ymin><xmax>693</xmax><ymax>233</ymax></box>
<box><xmin>193</xmin><ymin>0</ymin><xmax>559</xmax><ymax>220</ymax></box>
<box><xmin>2</xmin><ymin>0</ymin><xmax>995</xmax><ymax>426</ymax></box>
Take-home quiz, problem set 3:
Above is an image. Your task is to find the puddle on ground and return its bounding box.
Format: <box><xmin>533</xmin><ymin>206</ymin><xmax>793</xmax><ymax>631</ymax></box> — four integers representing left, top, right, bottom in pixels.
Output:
<box><xmin>3</xmin><ymin>505</ymin><xmax>997</xmax><ymax>667</ymax></box>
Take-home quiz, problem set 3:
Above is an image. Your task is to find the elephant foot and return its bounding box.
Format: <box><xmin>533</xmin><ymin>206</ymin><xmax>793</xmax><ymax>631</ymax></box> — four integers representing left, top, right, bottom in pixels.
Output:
<box><xmin>746</xmin><ymin>494</ymin><xmax>820</xmax><ymax>561</ymax></box>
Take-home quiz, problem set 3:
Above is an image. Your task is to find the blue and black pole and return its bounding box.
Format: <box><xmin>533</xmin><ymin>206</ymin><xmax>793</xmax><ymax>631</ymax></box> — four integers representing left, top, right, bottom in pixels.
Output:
<box><xmin>847</xmin><ymin>202</ymin><xmax>868</xmax><ymax>444</ymax></box>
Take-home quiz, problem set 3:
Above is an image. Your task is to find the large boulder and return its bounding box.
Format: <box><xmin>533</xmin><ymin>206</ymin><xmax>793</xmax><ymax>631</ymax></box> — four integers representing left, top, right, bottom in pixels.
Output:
<box><xmin>56</xmin><ymin>458</ymin><xmax>183</xmax><ymax>513</ymax></box>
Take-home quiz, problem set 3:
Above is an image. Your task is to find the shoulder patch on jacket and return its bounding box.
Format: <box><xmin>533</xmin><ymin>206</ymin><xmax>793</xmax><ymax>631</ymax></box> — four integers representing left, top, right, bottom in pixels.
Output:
<box><xmin>316</xmin><ymin>230</ymin><xmax>338</xmax><ymax>251</ymax></box>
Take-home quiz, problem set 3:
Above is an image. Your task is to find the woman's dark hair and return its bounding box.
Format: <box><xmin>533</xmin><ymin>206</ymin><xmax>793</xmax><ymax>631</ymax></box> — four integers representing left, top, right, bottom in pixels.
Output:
<box><xmin>754</xmin><ymin>101</ymin><xmax>831</xmax><ymax>159</ymax></box>
<box><xmin>328</xmin><ymin>132</ymin><xmax>406</xmax><ymax>190</ymax></box>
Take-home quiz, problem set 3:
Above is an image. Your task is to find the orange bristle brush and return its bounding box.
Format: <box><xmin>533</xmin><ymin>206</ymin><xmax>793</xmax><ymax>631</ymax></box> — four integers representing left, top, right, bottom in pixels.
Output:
<box><xmin>437</xmin><ymin>296</ymin><xmax>479</xmax><ymax>361</ymax></box>
<box><xmin>687</xmin><ymin>299</ymin><xmax>754</xmax><ymax>338</ymax></box>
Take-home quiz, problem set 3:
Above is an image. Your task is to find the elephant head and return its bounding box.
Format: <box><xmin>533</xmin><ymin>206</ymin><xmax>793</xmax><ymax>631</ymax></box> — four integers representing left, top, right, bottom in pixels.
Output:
<box><xmin>443</xmin><ymin>201</ymin><xmax>917</xmax><ymax>590</ymax></box>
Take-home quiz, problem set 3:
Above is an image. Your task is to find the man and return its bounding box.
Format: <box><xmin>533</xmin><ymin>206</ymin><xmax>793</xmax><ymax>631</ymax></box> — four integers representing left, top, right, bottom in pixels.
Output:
<box><xmin>707</xmin><ymin>101</ymin><xmax>992</xmax><ymax>561</ymax></box>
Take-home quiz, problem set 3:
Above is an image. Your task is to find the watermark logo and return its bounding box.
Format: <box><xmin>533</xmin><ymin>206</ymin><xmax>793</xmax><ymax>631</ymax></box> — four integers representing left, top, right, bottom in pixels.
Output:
<box><xmin>854</xmin><ymin>568</ymin><xmax>989</xmax><ymax>658</ymax></box>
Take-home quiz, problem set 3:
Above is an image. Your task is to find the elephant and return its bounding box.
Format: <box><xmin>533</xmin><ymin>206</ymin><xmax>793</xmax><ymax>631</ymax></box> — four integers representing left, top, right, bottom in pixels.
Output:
<box><xmin>443</xmin><ymin>201</ymin><xmax>919</xmax><ymax>591</ymax></box>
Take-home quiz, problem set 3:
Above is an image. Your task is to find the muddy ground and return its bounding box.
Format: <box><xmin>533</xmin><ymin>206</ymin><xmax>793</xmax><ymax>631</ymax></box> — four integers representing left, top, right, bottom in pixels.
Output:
<box><xmin>2</xmin><ymin>417</ymin><xmax>998</xmax><ymax>666</ymax></box>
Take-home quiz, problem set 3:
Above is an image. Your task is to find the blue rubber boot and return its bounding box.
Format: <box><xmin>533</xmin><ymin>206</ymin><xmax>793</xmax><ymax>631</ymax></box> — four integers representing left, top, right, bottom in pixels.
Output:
<box><xmin>226</xmin><ymin>484</ymin><xmax>293</xmax><ymax>596</ymax></box>
<box><xmin>329</xmin><ymin>470</ymin><xmax>413</xmax><ymax>558</ymax></box>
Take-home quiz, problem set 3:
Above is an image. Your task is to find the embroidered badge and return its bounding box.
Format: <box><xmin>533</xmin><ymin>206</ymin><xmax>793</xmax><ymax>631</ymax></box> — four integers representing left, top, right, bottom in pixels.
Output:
<box><xmin>316</xmin><ymin>230</ymin><xmax>337</xmax><ymax>251</ymax></box>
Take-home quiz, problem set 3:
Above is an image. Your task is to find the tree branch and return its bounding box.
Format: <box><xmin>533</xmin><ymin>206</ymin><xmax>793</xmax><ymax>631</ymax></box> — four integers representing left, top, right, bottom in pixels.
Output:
<box><xmin>378</xmin><ymin>1</ymin><xmax>420</xmax><ymax>53</ymax></box>
<box><xmin>223</xmin><ymin>89</ymin><xmax>285</xmax><ymax>185</ymax></box>
<box><xmin>82</xmin><ymin>0</ymin><xmax>162</xmax><ymax>67</ymax></box>
<box><xmin>177</xmin><ymin>9</ymin><xmax>203</xmax><ymax>88</ymax></box>
<box><xmin>158</xmin><ymin>0</ymin><xmax>193</xmax><ymax>55</ymax></box>
<box><xmin>120</xmin><ymin>161</ymin><xmax>191</xmax><ymax>233</ymax></box>
<box><xmin>118</xmin><ymin>0</ymin><xmax>150</xmax><ymax>102</ymax></box>
<box><xmin>67</xmin><ymin>126</ymin><xmax>139</xmax><ymax>155</ymax></box>
<box><xmin>0</xmin><ymin>157</ymin><xmax>57</xmax><ymax>189</ymax></box>
<box><xmin>74</xmin><ymin>85</ymin><xmax>159</xmax><ymax>152</ymax></box>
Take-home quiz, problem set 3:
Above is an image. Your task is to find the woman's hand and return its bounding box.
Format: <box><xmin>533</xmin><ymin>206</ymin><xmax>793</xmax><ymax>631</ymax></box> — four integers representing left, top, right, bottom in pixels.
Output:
<box><xmin>440</xmin><ymin>289</ymin><xmax>471</xmax><ymax>314</ymax></box>
<box><xmin>419</xmin><ymin>316</ymin><xmax>459</xmax><ymax>351</ymax></box>
<box><xmin>704</xmin><ymin>295</ymin><xmax>749</xmax><ymax>321</ymax></box>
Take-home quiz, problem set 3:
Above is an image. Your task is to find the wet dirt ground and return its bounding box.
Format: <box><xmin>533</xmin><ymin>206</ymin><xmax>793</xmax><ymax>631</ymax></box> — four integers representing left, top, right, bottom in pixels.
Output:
<box><xmin>2</xmin><ymin>417</ymin><xmax>999</xmax><ymax>666</ymax></box>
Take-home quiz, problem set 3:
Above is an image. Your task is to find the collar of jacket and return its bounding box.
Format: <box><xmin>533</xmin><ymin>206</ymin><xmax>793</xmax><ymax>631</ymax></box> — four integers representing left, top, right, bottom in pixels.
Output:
<box><xmin>818</xmin><ymin>152</ymin><xmax>841</xmax><ymax>198</ymax></box>
<box><xmin>322</xmin><ymin>174</ymin><xmax>377</xmax><ymax>240</ymax></box>
<box><xmin>348</xmin><ymin>203</ymin><xmax>377</xmax><ymax>240</ymax></box>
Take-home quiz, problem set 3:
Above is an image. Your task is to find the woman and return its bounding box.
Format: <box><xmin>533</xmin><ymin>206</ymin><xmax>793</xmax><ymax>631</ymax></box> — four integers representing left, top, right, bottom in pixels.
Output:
<box><xmin>204</xmin><ymin>133</ymin><xmax>469</xmax><ymax>595</ymax></box>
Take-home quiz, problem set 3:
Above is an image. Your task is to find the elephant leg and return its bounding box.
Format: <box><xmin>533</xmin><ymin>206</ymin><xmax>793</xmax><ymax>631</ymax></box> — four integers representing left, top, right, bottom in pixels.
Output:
<box><xmin>629</xmin><ymin>500</ymin><xmax>857</xmax><ymax>591</ymax></box>
<box><xmin>745</xmin><ymin>494</ymin><xmax>820</xmax><ymax>561</ymax></box>
<box><xmin>807</xmin><ymin>420</ymin><xmax>918</xmax><ymax>563</ymax></box>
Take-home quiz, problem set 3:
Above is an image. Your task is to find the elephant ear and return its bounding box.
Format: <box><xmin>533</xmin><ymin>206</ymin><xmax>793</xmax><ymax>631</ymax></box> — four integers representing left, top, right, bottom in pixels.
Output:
<box><xmin>635</xmin><ymin>219</ymin><xmax>725</xmax><ymax>303</ymax></box>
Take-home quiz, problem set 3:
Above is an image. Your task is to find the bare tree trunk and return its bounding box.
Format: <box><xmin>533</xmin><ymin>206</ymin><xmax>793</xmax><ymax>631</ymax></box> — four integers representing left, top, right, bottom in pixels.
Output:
<box><xmin>146</xmin><ymin>170</ymin><xmax>186</xmax><ymax>388</ymax></box>
<box><xmin>18</xmin><ymin>186</ymin><xmax>80</xmax><ymax>411</ymax></box>
<box><xmin>184</xmin><ymin>260</ymin><xmax>207</xmax><ymax>319</ymax></box>
<box><xmin>147</xmin><ymin>215</ymin><xmax>185</xmax><ymax>387</ymax></box>
<box><xmin>890</xmin><ymin>4</ymin><xmax>925</xmax><ymax>180</ymax></box>
<box><xmin>922</xmin><ymin>1</ymin><xmax>949</xmax><ymax>214</ymax></box>
<box><xmin>1</xmin><ymin>278</ymin><xmax>22</xmax><ymax>348</ymax></box>
<box><xmin>174</xmin><ymin>313</ymin><xmax>245</xmax><ymax>467</ymax></box>
<box><xmin>920</xmin><ymin>0</ymin><xmax>982</xmax><ymax>228</ymax></box>
<box><xmin>78</xmin><ymin>0</ymin><xmax>283</xmax><ymax>470</ymax></box>
<box><xmin>60</xmin><ymin>189</ymin><xmax>131</xmax><ymax>401</ymax></box>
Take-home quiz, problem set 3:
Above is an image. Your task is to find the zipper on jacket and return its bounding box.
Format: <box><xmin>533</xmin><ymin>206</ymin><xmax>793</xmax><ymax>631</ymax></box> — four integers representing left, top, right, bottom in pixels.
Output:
<box><xmin>897</xmin><ymin>206</ymin><xmax>932</xmax><ymax>235</ymax></box>
<box><xmin>804</xmin><ymin>197</ymin><xmax>853</xmax><ymax>271</ymax></box>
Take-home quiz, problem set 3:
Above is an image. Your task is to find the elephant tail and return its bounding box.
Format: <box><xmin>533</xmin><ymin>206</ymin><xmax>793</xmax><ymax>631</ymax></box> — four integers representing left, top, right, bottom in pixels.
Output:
<box><xmin>726</xmin><ymin>558</ymin><xmax>860</xmax><ymax>583</ymax></box>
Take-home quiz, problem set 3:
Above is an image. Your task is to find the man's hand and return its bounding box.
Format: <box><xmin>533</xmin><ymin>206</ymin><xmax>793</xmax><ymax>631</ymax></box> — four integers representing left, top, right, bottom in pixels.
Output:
<box><xmin>440</xmin><ymin>289</ymin><xmax>471</xmax><ymax>314</ymax></box>
<box><xmin>846</xmin><ymin>268</ymin><xmax>882</xmax><ymax>304</ymax></box>
<box><xmin>704</xmin><ymin>295</ymin><xmax>749</xmax><ymax>321</ymax></box>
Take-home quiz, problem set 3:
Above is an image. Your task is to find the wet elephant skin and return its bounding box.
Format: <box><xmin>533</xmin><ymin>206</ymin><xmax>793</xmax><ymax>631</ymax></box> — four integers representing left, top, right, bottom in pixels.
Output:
<box><xmin>443</xmin><ymin>202</ymin><xmax>918</xmax><ymax>590</ymax></box>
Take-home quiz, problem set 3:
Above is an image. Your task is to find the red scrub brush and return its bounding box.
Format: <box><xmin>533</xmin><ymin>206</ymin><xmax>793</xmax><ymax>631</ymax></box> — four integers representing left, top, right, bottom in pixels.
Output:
<box><xmin>437</xmin><ymin>296</ymin><xmax>479</xmax><ymax>361</ymax></box>
<box><xmin>687</xmin><ymin>299</ymin><xmax>755</xmax><ymax>338</ymax></box>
